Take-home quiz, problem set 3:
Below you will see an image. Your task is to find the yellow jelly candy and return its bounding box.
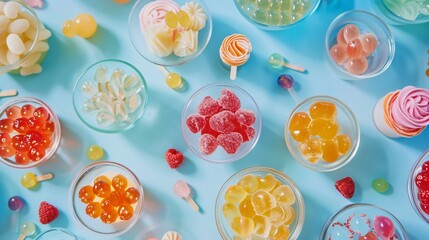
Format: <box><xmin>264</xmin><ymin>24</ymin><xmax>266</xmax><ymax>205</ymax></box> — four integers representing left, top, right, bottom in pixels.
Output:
<box><xmin>336</xmin><ymin>134</ymin><xmax>351</xmax><ymax>154</ymax></box>
<box><xmin>238</xmin><ymin>174</ymin><xmax>259</xmax><ymax>193</ymax></box>
<box><xmin>239</xmin><ymin>197</ymin><xmax>256</xmax><ymax>218</ymax></box>
<box><xmin>272</xmin><ymin>185</ymin><xmax>296</xmax><ymax>205</ymax></box>
<box><xmin>222</xmin><ymin>203</ymin><xmax>240</xmax><ymax>222</ymax></box>
<box><xmin>269</xmin><ymin>224</ymin><xmax>291</xmax><ymax>240</ymax></box>
<box><xmin>270</xmin><ymin>180</ymin><xmax>283</xmax><ymax>193</ymax></box>
<box><xmin>177</xmin><ymin>10</ymin><xmax>191</xmax><ymax>29</ymax></box>
<box><xmin>231</xmin><ymin>217</ymin><xmax>254</xmax><ymax>238</ymax></box>
<box><xmin>253</xmin><ymin>215</ymin><xmax>271</xmax><ymax>238</ymax></box>
<box><xmin>299</xmin><ymin>138</ymin><xmax>323</xmax><ymax>163</ymax></box>
<box><xmin>225</xmin><ymin>185</ymin><xmax>247</xmax><ymax>204</ymax></box>
<box><xmin>289</xmin><ymin>112</ymin><xmax>311</xmax><ymax>131</ymax></box>
<box><xmin>257</xmin><ymin>174</ymin><xmax>277</xmax><ymax>192</ymax></box>
<box><xmin>166</xmin><ymin>73</ymin><xmax>182</xmax><ymax>89</ymax></box>
<box><xmin>309</xmin><ymin>101</ymin><xmax>337</xmax><ymax>119</ymax></box>
<box><xmin>75</xmin><ymin>14</ymin><xmax>97</xmax><ymax>38</ymax></box>
<box><xmin>87</xmin><ymin>145</ymin><xmax>104</xmax><ymax>160</ymax></box>
<box><xmin>290</xmin><ymin>128</ymin><xmax>311</xmax><ymax>142</ymax></box>
<box><xmin>251</xmin><ymin>190</ymin><xmax>276</xmax><ymax>215</ymax></box>
<box><xmin>165</xmin><ymin>11</ymin><xmax>179</xmax><ymax>29</ymax></box>
<box><xmin>309</xmin><ymin>119</ymin><xmax>339</xmax><ymax>139</ymax></box>
<box><xmin>266</xmin><ymin>203</ymin><xmax>294</xmax><ymax>227</ymax></box>
<box><xmin>321</xmin><ymin>139</ymin><xmax>340</xmax><ymax>163</ymax></box>
<box><xmin>62</xmin><ymin>20</ymin><xmax>77</xmax><ymax>38</ymax></box>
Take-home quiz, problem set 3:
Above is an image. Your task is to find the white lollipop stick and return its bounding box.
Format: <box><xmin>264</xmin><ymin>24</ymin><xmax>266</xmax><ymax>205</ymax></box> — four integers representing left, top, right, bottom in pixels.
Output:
<box><xmin>288</xmin><ymin>88</ymin><xmax>300</xmax><ymax>104</ymax></box>
<box><xmin>0</xmin><ymin>90</ymin><xmax>17</xmax><ymax>97</ymax></box>
<box><xmin>185</xmin><ymin>196</ymin><xmax>199</xmax><ymax>212</ymax></box>
<box><xmin>158</xmin><ymin>65</ymin><xmax>169</xmax><ymax>77</ymax></box>
<box><xmin>283</xmin><ymin>62</ymin><xmax>306</xmax><ymax>73</ymax></box>
<box><xmin>36</xmin><ymin>173</ymin><xmax>53</xmax><ymax>182</ymax></box>
<box><xmin>230</xmin><ymin>66</ymin><xmax>237</xmax><ymax>80</ymax></box>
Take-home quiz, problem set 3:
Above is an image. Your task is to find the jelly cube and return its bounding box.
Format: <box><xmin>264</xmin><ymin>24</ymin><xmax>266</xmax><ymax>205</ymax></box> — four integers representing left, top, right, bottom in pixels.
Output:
<box><xmin>321</xmin><ymin>139</ymin><xmax>340</xmax><ymax>163</ymax></box>
<box><xmin>239</xmin><ymin>197</ymin><xmax>256</xmax><ymax>218</ymax></box>
<box><xmin>272</xmin><ymin>185</ymin><xmax>296</xmax><ymax>206</ymax></box>
<box><xmin>238</xmin><ymin>174</ymin><xmax>259</xmax><ymax>193</ymax></box>
<box><xmin>222</xmin><ymin>202</ymin><xmax>240</xmax><ymax>222</ymax></box>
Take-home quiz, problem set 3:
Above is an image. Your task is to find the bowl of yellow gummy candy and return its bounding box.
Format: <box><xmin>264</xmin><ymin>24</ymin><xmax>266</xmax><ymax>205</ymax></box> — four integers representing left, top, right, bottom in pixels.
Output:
<box><xmin>233</xmin><ymin>0</ymin><xmax>321</xmax><ymax>30</ymax></box>
<box><xmin>128</xmin><ymin>0</ymin><xmax>212</xmax><ymax>66</ymax></box>
<box><xmin>285</xmin><ymin>96</ymin><xmax>360</xmax><ymax>172</ymax></box>
<box><xmin>215</xmin><ymin>167</ymin><xmax>305</xmax><ymax>239</ymax></box>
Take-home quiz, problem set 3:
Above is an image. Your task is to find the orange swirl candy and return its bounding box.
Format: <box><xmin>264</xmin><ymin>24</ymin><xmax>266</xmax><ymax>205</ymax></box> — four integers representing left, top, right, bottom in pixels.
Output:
<box><xmin>220</xmin><ymin>34</ymin><xmax>252</xmax><ymax>67</ymax></box>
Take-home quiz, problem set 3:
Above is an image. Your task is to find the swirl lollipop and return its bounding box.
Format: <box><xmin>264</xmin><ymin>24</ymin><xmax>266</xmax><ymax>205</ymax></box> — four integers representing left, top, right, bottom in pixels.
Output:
<box><xmin>17</xmin><ymin>221</ymin><xmax>36</xmax><ymax>240</ymax></box>
<box><xmin>220</xmin><ymin>34</ymin><xmax>252</xmax><ymax>80</ymax></box>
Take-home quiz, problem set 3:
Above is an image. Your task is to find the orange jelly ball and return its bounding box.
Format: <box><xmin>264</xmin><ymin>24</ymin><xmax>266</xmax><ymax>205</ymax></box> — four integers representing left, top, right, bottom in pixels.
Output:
<box><xmin>321</xmin><ymin>139</ymin><xmax>340</xmax><ymax>163</ymax></box>
<box><xmin>290</xmin><ymin>128</ymin><xmax>311</xmax><ymax>142</ymax></box>
<box><xmin>336</xmin><ymin>134</ymin><xmax>351</xmax><ymax>154</ymax></box>
<box><xmin>112</xmin><ymin>174</ymin><xmax>128</xmax><ymax>191</ymax></box>
<box><xmin>361</xmin><ymin>34</ymin><xmax>378</xmax><ymax>54</ymax></box>
<box><xmin>93</xmin><ymin>180</ymin><xmax>111</xmax><ymax>198</ymax></box>
<box><xmin>343</xmin><ymin>24</ymin><xmax>360</xmax><ymax>43</ymax></box>
<box><xmin>344</xmin><ymin>57</ymin><xmax>368</xmax><ymax>75</ymax></box>
<box><xmin>109</xmin><ymin>190</ymin><xmax>126</xmax><ymax>207</ymax></box>
<box><xmin>125</xmin><ymin>187</ymin><xmax>140</xmax><ymax>204</ymax></box>
<box><xmin>86</xmin><ymin>202</ymin><xmax>102</xmax><ymax>218</ymax></box>
<box><xmin>79</xmin><ymin>185</ymin><xmax>95</xmax><ymax>203</ymax></box>
<box><xmin>94</xmin><ymin>175</ymin><xmax>111</xmax><ymax>185</ymax></box>
<box><xmin>346</xmin><ymin>38</ymin><xmax>363</xmax><ymax>59</ymax></box>
<box><xmin>289</xmin><ymin>112</ymin><xmax>311</xmax><ymax>130</ymax></box>
<box><xmin>100</xmin><ymin>209</ymin><xmax>118</xmax><ymax>224</ymax></box>
<box><xmin>299</xmin><ymin>138</ymin><xmax>323</xmax><ymax>163</ymax></box>
<box><xmin>101</xmin><ymin>197</ymin><xmax>114</xmax><ymax>210</ymax></box>
<box><xmin>309</xmin><ymin>101</ymin><xmax>337</xmax><ymax>119</ymax></box>
<box><xmin>330</xmin><ymin>44</ymin><xmax>348</xmax><ymax>65</ymax></box>
<box><xmin>309</xmin><ymin>119</ymin><xmax>339</xmax><ymax>139</ymax></box>
<box><xmin>118</xmin><ymin>205</ymin><xmax>134</xmax><ymax>220</ymax></box>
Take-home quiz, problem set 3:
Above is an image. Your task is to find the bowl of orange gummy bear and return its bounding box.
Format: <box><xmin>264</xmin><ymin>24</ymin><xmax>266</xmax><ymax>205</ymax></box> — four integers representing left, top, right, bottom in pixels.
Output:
<box><xmin>285</xmin><ymin>96</ymin><xmax>360</xmax><ymax>172</ymax></box>
<box><xmin>69</xmin><ymin>161</ymin><xmax>144</xmax><ymax>237</ymax></box>
<box><xmin>215</xmin><ymin>167</ymin><xmax>305</xmax><ymax>239</ymax></box>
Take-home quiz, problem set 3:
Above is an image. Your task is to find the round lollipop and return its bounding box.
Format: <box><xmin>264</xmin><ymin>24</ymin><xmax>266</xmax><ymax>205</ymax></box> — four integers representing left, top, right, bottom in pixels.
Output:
<box><xmin>8</xmin><ymin>196</ymin><xmax>25</xmax><ymax>232</ymax></box>
<box><xmin>269</xmin><ymin>53</ymin><xmax>306</xmax><ymax>73</ymax></box>
<box><xmin>158</xmin><ymin>66</ymin><xmax>183</xmax><ymax>90</ymax></box>
<box><xmin>173</xmin><ymin>180</ymin><xmax>199</xmax><ymax>212</ymax></box>
<box><xmin>17</xmin><ymin>221</ymin><xmax>36</xmax><ymax>240</ymax></box>
<box><xmin>277</xmin><ymin>74</ymin><xmax>300</xmax><ymax>103</ymax></box>
<box><xmin>21</xmin><ymin>172</ymin><xmax>54</xmax><ymax>189</ymax></box>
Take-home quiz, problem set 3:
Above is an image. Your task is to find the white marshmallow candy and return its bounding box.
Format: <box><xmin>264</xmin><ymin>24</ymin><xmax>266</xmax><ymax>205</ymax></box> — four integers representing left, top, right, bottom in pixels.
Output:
<box><xmin>4</xmin><ymin>1</ymin><xmax>21</xmax><ymax>19</ymax></box>
<box><xmin>8</xmin><ymin>18</ymin><xmax>30</xmax><ymax>34</ymax></box>
<box><xmin>0</xmin><ymin>15</ymin><xmax>10</xmax><ymax>30</ymax></box>
<box><xmin>6</xmin><ymin>49</ymin><xmax>19</xmax><ymax>64</ymax></box>
<box><xmin>20</xmin><ymin>51</ymin><xmax>41</xmax><ymax>68</ymax></box>
<box><xmin>20</xmin><ymin>63</ymin><xmax>41</xmax><ymax>76</ymax></box>
<box><xmin>6</xmin><ymin>33</ymin><xmax>25</xmax><ymax>54</ymax></box>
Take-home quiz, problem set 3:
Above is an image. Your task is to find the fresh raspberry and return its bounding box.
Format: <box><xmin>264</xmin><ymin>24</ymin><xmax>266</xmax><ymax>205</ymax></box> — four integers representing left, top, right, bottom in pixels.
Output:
<box><xmin>217</xmin><ymin>132</ymin><xmax>243</xmax><ymax>154</ymax></box>
<box><xmin>419</xmin><ymin>189</ymin><xmax>429</xmax><ymax>205</ymax></box>
<box><xmin>209</xmin><ymin>110</ymin><xmax>236</xmax><ymax>133</ymax></box>
<box><xmin>165</xmin><ymin>149</ymin><xmax>184</xmax><ymax>169</ymax></box>
<box><xmin>422</xmin><ymin>161</ymin><xmax>429</xmax><ymax>172</ymax></box>
<box><xmin>186</xmin><ymin>114</ymin><xmax>205</xmax><ymax>133</ymax></box>
<box><xmin>416</xmin><ymin>171</ymin><xmax>429</xmax><ymax>190</ymax></box>
<box><xmin>335</xmin><ymin>177</ymin><xmax>355</xmax><ymax>199</ymax></box>
<box><xmin>235</xmin><ymin>109</ymin><xmax>255</xmax><ymax>126</ymax></box>
<box><xmin>197</xmin><ymin>96</ymin><xmax>220</xmax><ymax>116</ymax></box>
<box><xmin>39</xmin><ymin>201</ymin><xmax>59</xmax><ymax>224</ymax></box>
<box><xmin>218</xmin><ymin>89</ymin><xmax>241</xmax><ymax>112</ymax></box>
<box><xmin>199</xmin><ymin>134</ymin><xmax>218</xmax><ymax>155</ymax></box>
<box><xmin>201</xmin><ymin>116</ymin><xmax>221</xmax><ymax>138</ymax></box>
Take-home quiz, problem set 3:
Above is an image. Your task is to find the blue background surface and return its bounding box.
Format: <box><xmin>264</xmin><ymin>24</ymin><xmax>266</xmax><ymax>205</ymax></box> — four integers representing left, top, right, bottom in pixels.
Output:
<box><xmin>1</xmin><ymin>0</ymin><xmax>429</xmax><ymax>239</ymax></box>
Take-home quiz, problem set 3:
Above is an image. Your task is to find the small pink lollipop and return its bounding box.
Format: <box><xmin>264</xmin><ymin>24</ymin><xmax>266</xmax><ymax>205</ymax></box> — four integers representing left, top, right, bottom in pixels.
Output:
<box><xmin>173</xmin><ymin>180</ymin><xmax>199</xmax><ymax>212</ymax></box>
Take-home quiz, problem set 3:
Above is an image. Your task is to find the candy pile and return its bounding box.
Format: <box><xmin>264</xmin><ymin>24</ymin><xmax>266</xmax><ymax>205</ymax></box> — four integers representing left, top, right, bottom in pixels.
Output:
<box><xmin>222</xmin><ymin>173</ymin><xmax>296</xmax><ymax>239</ymax></box>
<box><xmin>186</xmin><ymin>88</ymin><xmax>256</xmax><ymax>155</ymax></box>
<box><xmin>235</xmin><ymin>0</ymin><xmax>314</xmax><ymax>26</ymax></box>
<box><xmin>139</xmin><ymin>0</ymin><xmax>207</xmax><ymax>57</ymax></box>
<box><xmin>415</xmin><ymin>160</ymin><xmax>429</xmax><ymax>215</ymax></box>
<box><xmin>0</xmin><ymin>1</ymin><xmax>51</xmax><ymax>76</ymax></box>
<box><xmin>0</xmin><ymin>104</ymin><xmax>55</xmax><ymax>165</ymax></box>
<box><xmin>78</xmin><ymin>174</ymin><xmax>141</xmax><ymax>224</ymax></box>
<box><xmin>289</xmin><ymin>101</ymin><xmax>352</xmax><ymax>163</ymax></box>
<box><xmin>81</xmin><ymin>66</ymin><xmax>143</xmax><ymax>127</ymax></box>
<box><xmin>330</xmin><ymin>24</ymin><xmax>378</xmax><ymax>75</ymax></box>
<box><xmin>382</xmin><ymin>0</ymin><xmax>429</xmax><ymax>21</ymax></box>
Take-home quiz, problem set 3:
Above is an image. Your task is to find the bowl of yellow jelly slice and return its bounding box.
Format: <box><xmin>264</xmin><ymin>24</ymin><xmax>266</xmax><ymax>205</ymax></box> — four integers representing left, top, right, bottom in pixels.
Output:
<box><xmin>285</xmin><ymin>96</ymin><xmax>360</xmax><ymax>172</ymax></box>
<box><xmin>215</xmin><ymin>167</ymin><xmax>305</xmax><ymax>239</ymax></box>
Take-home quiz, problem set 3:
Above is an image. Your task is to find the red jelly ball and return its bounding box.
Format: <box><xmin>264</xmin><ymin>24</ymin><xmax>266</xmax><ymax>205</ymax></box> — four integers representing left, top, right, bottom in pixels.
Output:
<box><xmin>0</xmin><ymin>145</ymin><xmax>16</xmax><ymax>158</ymax></box>
<box><xmin>28</xmin><ymin>146</ymin><xmax>46</xmax><ymax>161</ymax></box>
<box><xmin>21</xmin><ymin>104</ymin><xmax>35</xmax><ymax>118</ymax></box>
<box><xmin>330</xmin><ymin>44</ymin><xmax>348</xmax><ymax>65</ymax></box>
<box><xmin>421</xmin><ymin>203</ymin><xmax>429</xmax><ymax>215</ymax></box>
<box><xmin>336</xmin><ymin>27</ymin><xmax>347</xmax><ymax>45</ymax></box>
<box><xmin>15</xmin><ymin>151</ymin><xmax>30</xmax><ymax>165</ymax></box>
<box><xmin>361</xmin><ymin>34</ymin><xmax>378</xmax><ymax>54</ymax></box>
<box><xmin>0</xmin><ymin>118</ymin><xmax>14</xmax><ymax>133</ymax></box>
<box><xmin>41</xmin><ymin>121</ymin><xmax>55</xmax><ymax>134</ymax></box>
<box><xmin>6</xmin><ymin>106</ymin><xmax>21</xmax><ymax>119</ymax></box>
<box><xmin>13</xmin><ymin>118</ymin><xmax>30</xmax><ymax>133</ymax></box>
<box><xmin>0</xmin><ymin>132</ymin><xmax>11</xmax><ymax>147</ymax></box>
<box><xmin>416</xmin><ymin>171</ymin><xmax>429</xmax><ymax>190</ymax></box>
<box><xmin>25</xmin><ymin>130</ymin><xmax>44</xmax><ymax>147</ymax></box>
<box><xmin>33</xmin><ymin>107</ymin><xmax>50</xmax><ymax>123</ymax></box>
<box><xmin>346</xmin><ymin>38</ymin><xmax>363</xmax><ymax>59</ymax></box>
<box><xmin>12</xmin><ymin>135</ymin><xmax>30</xmax><ymax>152</ymax></box>
<box><xmin>343</xmin><ymin>24</ymin><xmax>360</xmax><ymax>43</ymax></box>
<box><xmin>422</xmin><ymin>161</ymin><xmax>429</xmax><ymax>172</ymax></box>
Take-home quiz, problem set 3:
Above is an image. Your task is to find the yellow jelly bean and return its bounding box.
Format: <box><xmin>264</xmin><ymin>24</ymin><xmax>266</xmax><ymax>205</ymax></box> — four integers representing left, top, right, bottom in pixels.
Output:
<box><xmin>165</xmin><ymin>11</ymin><xmax>179</xmax><ymax>29</ymax></box>
<box><xmin>239</xmin><ymin>197</ymin><xmax>256</xmax><ymax>218</ymax></box>
<box><xmin>222</xmin><ymin>203</ymin><xmax>240</xmax><ymax>222</ymax></box>
<box><xmin>272</xmin><ymin>185</ymin><xmax>296</xmax><ymax>205</ymax></box>
<box><xmin>238</xmin><ymin>174</ymin><xmax>259</xmax><ymax>193</ymax></box>
<box><xmin>299</xmin><ymin>138</ymin><xmax>323</xmax><ymax>163</ymax></box>
<box><xmin>336</xmin><ymin>134</ymin><xmax>351</xmax><ymax>154</ymax></box>
<box><xmin>166</xmin><ymin>73</ymin><xmax>182</xmax><ymax>89</ymax></box>
<box><xmin>253</xmin><ymin>215</ymin><xmax>271</xmax><ymax>238</ymax></box>
<box><xmin>177</xmin><ymin>10</ymin><xmax>191</xmax><ymax>29</ymax></box>
<box><xmin>251</xmin><ymin>190</ymin><xmax>276</xmax><ymax>215</ymax></box>
<box><xmin>309</xmin><ymin>101</ymin><xmax>337</xmax><ymax>119</ymax></box>
<box><xmin>231</xmin><ymin>217</ymin><xmax>254</xmax><ymax>238</ymax></box>
<box><xmin>321</xmin><ymin>139</ymin><xmax>340</xmax><ymax>163</ymax></box>
<box><xmin>257</xmin><ymin>174</ymin><xmax>276</xmax><ymax>192</ymax></box>
<box><xmin>225</xmin><ymin>185</ymin><xmax>247</xmax><ymax>204</ymax></box>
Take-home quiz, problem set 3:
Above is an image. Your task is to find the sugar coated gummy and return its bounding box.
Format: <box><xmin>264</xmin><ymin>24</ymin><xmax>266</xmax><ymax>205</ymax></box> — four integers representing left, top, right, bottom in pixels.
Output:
<box><xmin>209</xmin><ymin>110</ymin><xmax>237</xmax><ymax>133</ymax></box>
<box><xmin>217</xmin><ymin>132</ymin><xmax>243</xmax><ymax>154</ymax></box>
<box><xmin>218</xmin><ymin>89</ymin><xmax>241</xmax><ymax>112</ymax></box>
<box><xmin>235</xmin><ymin>109</ymin><xmax>255</xmax><ymax>126</ymax></box>
<box><xmin>199</xmin><ymin>134</ymin><xmax>218</xmax><ymax>155</ymax></box>
<box><xmin>197</xmin><ymin>96</ymin><xmax>220</xmax><ymax>116</ymax></box>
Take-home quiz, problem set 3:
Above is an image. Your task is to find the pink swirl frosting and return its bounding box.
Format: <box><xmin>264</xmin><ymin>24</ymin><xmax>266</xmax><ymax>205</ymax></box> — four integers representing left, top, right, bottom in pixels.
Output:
<box><xmin>391</xmin><ymin>86</ymin><xmax>429</xmax><ymax>129</ymax></box>
<box><xmin>139</xmin><ymin>0</ymin><xmax>180</xmax><ymax>31</ymax></box>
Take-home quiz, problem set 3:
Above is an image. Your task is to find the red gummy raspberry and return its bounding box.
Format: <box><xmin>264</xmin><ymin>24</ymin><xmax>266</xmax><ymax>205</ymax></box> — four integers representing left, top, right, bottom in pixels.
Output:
<box><xmin>201</xmin><ymin>116</ymin><xmax>221</xmax><ymax>138</ymax></box>
<box><xmin>235</xmin><ymin>109</ymin><xmax>255</xmax><ymax>126</ymax></box>
<box><xmin>243</xmin><ymin>125</ymin><xmax>255</xmax><ymax>140</ymax></box>
<box><xmin>199</xmin><ymin>134</ymin><xmax>218</xmax><ymax>155</ymax></box>
<box><xmin>186</xmin><ymin>114</ymin><xmax>205</xmax><ymax>133</ymax></box>
<box><xmin>234</xmin><ymin>124</ymin><xmax>249</xmax><ymax>142</ymax></box>
<box><xmin>421</xmin><ymin>203</ymin><xmax>429</xmax><ymax>215</ymax></box>
<box><xmin>217</xmin><ymin>132</ymin><xmax>243</xmax><ymax>154</ymax></box>
<box><xmin>422</xmin><ymin>161</ymin><xmax>429</xmax><ymax>172</ymax></box>
<box><xmin>39</xmin><ymin>201</ymin><xmax>59</xmax><ymax>224</ymax></box>
<box><xmin>209</xmin><ymin>110</ymin><xmax>237</xmax><ymax>134</ymax></box>
<box><xmin>165</xmin><ymin>149</ymin><xmax>184</xmax><ymax>169</ymax></box>
<box><xmin>416</xmin><ymin>171</ymin><xmax>429</xmax><ymax>190</ymax></box>
<box><xmin>335</xmin><ymin>177</ymin><xmax>355</xmax><ymax>199</ymax></box>
<box><xmin>197</xmin><ymin>96</ymin><xmax>221</xmax><ymax>116</ymax></box>
<box><xmin>218</xmin><ymin>89</ymin><xmax>241</xmax><ymax>112</ymax></box>
<box><xmin>419</xmin><ymin>189</ymin><xmax>429</xmax><ymax>205</ymax></box>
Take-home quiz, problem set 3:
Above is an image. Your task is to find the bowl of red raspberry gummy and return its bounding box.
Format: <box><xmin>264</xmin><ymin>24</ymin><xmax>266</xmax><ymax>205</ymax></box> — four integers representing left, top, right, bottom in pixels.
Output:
<box><xmin>408</xmin><ymin>149</ymin><xmax>429</xmax><ymax>224</ymax></box>
<box><xmin>182</xmin><ymin>83</ymin><xmax>261</xmax><ymax>163</ymax></box>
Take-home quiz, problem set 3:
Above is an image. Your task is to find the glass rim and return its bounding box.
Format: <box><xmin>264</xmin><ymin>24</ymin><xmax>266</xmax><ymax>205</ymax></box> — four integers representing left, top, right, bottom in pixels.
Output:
<box><xmin>72</xmin><ymin>58</ymin><xmax>149</xmax><ymax>134</ymax></box>
<box><xmin>285</xmin><ymin>95</ymin><xmax>360</xmax><ymax>172</ymax></box>
<box><xmin>34</xmin><ymin>228</ymin><xmax>76</xmax><ymax>240</ymax></box>
<box><xmin>408</xmin><ymin>149</ymin><xmax>429</xmax><ymax>223</ymax></box>
<box><xmin>374</xmin><ymin>0</ymin><xmax>429</xmax><ymax>25</ymax></box>
<box><xmin>181</xmin><ymin>83</ymin><xmax>262</xmax><ymax>163</ymax></box>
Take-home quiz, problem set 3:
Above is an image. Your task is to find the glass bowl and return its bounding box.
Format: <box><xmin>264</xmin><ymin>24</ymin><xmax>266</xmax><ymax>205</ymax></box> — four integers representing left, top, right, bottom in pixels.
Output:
<box><xmin>128</xmin><ymin>0</ymin><xmax>212</xmax><ymax>66</ymax></box>
<box><xmin>374</xmin><ymin>0</ymin><xmax>429</xmax><ymax>25</ymax></box>
<box><xmin>320</xmin><ymin>203</ymin><xmax>409</xmax><ymax>239</ymax></box>
<box><xmin>233</xmin><ymin>0</ymin><xmax>321</xmax><ymax>30</ymax></box>
<box><xmin>72</xmin><ymin>59</ymin><xmax>148</xmax><ymax>133</ymax></box>
<box><xmin>69</xmin><ymin>161</ymin><xmax>144</xmax><ymax>237</ymax></box>
<box><xmin>325</xmin><ymin>10</ymin><xmax>395</xmax><ymax>80</ymax></box>
<box><xmin>34</xmin><ymin>228</ymin><xmax>76</xmax><ymax>240</ymax></box>
<box><xmin>215</xmin><ymin>167</ymin><xmax>305</xmax><ymax>239</ymax></box>
<box><xmin>285</xmin><ymin>96</ymin><xmax>360</xmax><ymax>172</ymax></box>
<box><xmin>135</xmin><ymin>225</ymin><xmax>192</xmax><ymax>240</ymax></box>
<box><xmin>181</xmin><ymin>83</ymin><xmax>261</xmax><ymax>163</ymax></box>
<box><xmin>408</xmin><ymin>149</ymin><xmax>429</xmax><ymax>224</ymax></box>
<box><xmin>0</xmin><ymin>97</ymin><xmax>61</xmax><ymax>169</ymax></box>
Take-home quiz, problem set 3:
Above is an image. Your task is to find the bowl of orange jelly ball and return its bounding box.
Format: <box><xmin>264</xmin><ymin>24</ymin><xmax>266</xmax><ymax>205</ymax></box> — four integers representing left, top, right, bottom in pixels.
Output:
<box><xmin>325</xmin><ymin>10</ymin><xmax>395</xmax><ymax>80</ymax></box>
<box><xmin>285</xmin><ymin>96</ymin><xmax>360</xmax><ymax>172</ymax></box>
<box><xmin>69</xmin><ymin>161</ymin><xmax>144</xmax><ymax>237</ymax></box>
<box><xmin>215</xmin><ymin>167</ymin><xmax>305</xmax><ymax>239</ymax></box>
<box><xmin>0</xmin><ymin>97</ymin><xmax>61</xmax><ymax>168</ymax></box>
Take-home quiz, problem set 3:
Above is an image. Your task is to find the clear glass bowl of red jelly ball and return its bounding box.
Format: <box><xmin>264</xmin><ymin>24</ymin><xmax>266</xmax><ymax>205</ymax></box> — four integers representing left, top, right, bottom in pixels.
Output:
<box><xmin>233</xmin><ymin>0</ymin><xmax>321</xmax><ymax>30</ymax></box>
<box><xmin>128</xmin><ymin>0</ymin><xmax>212</xmax><ymax>66</ymax></box>
<box><xmin>69</xmin><ymin>161</ymin><xmax>144</xmax><ymax>237</ymax></box>
<box><xmin>72</xmin><ymin>59</ymin><xmax>148</xmax><ymax>133</ymax></box>
<box><xmin>373</xmin><ymin>0</ymin><xmax>429</xmax><ymax>25</ymax></box>
<box><xmin>0</xmin><ymin>97</ymin><xmax>61</xmax><ymax>169</ymax></box>
<box><xmin>325</xmin><ymin>10</ymin><xmax>395</xmax><ymax>80</ymax></box>
<box><xmin>320</xmin><ymin>203</ymin><xmax>409</xmax><ymax>240</ymax></box>
<box><xmin>215</xmin><ymin>167</ymin><xmax>305</xmax><ymax>239</ymax></box>
<box><xmin>285</xmin><ymin>96</ymin><xmax>360</xmax><ymax>172</ymax></box>
<box><xmin>181</xmin><ymin>83</ymin><xmax>262</xmax><ymax>163</ymax></box>
<box><xmin>408</xmin><ymin>149</ymin><xmax>429</xmax><ymax>224</ymax></box>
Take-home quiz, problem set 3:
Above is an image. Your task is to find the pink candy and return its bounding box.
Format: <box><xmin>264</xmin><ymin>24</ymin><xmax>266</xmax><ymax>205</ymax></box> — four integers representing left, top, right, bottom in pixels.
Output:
<box><xmin>186</xmin><ymin>114</ymin><xmax>205</xmax><ymax>133</ymax></box>
<box><xmin>199</xmin><ymin>134</ymin><xmax>218</xmax><ymax>155</ymax></box>
<box><xmin>235</xmin><ymin>109</ymin><xmax>255</xmax><ymax>126</ymax></box>
<box><xmin>209</xmin><ymin>110</ymin><xmax>236</xmax><ymax>133</ymax></box>
<box><xmin>197</xmin><ymin>96</ymin><xmax>221</xmax><ymax>116</ymax></box>
<box><xmin>373</xmin><ymin>216</ymin><xmax>395</xmax><ymax>240</ymax></box>
<box><xmin>218</xmin><ymin>89</ymin><xmax>241</xmax><ymax>112</ymax></box>
<box><xmin>217</xmin><ymin>132</ymin><xmax>243</xmax><ymax>154</ymax></box>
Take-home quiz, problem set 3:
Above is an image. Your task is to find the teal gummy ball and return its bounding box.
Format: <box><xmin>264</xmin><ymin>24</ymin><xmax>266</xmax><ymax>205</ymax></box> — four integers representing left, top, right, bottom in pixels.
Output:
<box><xmin>372</xmin><ymin>178</ymin><xmax>389</xmax><ymax>193</ymax></box>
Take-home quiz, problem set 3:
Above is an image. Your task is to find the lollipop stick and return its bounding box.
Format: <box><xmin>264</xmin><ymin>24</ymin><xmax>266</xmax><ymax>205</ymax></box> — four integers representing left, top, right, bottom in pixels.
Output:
<box><xmin>288</xmin><ymin>88</ymin><xmax>300</xmax><ymax>104</ymax></box>
<box><xmin>11</xmin><ymin>212</ymin><xmax>18</xmax><ymax>233</ymax></box>
<box><xmin>36</xmin><ymin>173</ymin><xmax>53</xmax><ymax>182</ymax></box>
<box><xmin>230</xmin><ymin>66</ymin><xmax>237</xmax><ymax>80</ymax></box>
<box><xmin>185</xmin><ymin>196</ymin><xmax>199</xmax><ymax>212</ymax></box>
<box><xmin>158</xmin><ymin>66</ymin><xmax>170</xmax><ymax>77</ymax></box>
<box><xmin>0</xmin><ymin>90</ymin><xmax>17</xmax><ymax>98</ymax></box>
<box><xmin>282</xmin><ymin>62</ymin><xmax>306</xmax><ymax>73</ymax></box>
<box><xmin>17</xmin><ymin>234</ymin><xmax>25</xmax><ymax>240</ymax></box>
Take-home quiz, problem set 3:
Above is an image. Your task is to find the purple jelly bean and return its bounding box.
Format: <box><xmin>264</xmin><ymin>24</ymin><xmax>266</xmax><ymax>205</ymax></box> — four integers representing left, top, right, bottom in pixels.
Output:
<box><xmin>277</xmin><ymin>74</ymin><xmax>294</xmax><ymax>89</ymax></box>
<box><xmin>8</xmin><ymin>196</ymin><xmax>24</xmax><ymax>211</ymax></box>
